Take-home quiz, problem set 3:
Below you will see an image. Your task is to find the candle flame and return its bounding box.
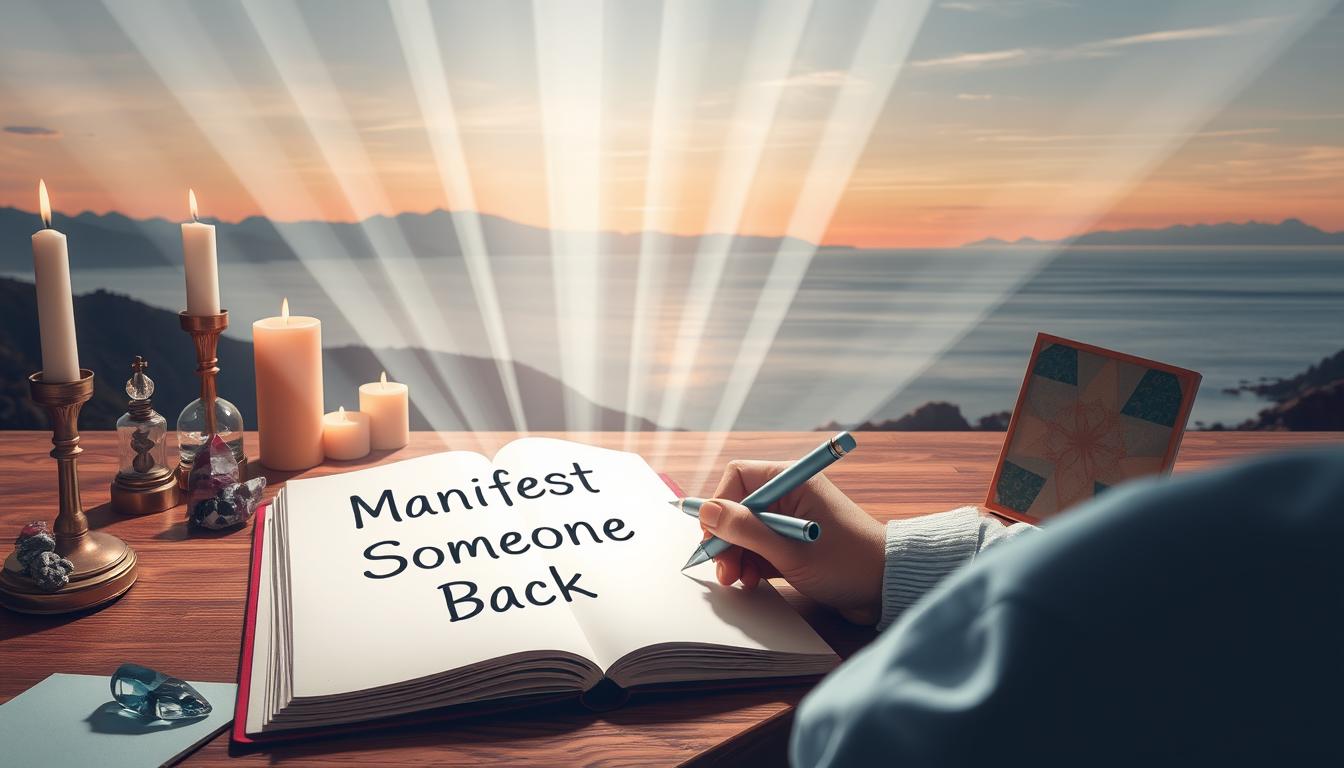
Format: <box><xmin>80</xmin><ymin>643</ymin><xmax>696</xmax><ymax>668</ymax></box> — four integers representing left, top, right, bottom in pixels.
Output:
<box><xmin>338</xmin><ymin>405</ymin><xmax>347</xmax><ymax>421</ymax></box>
<box><xmin>188</xmin><ymin>188</ymin><xmax>199</xmax><ymax>222</ymax></box>
<box><xmin>281</xmin><ymin>297</ymin><xmax>290</xmax><ymax>325</ymax></box>
<box><xmin>38</xmin><ymin>179</ymin><xmax>51</xmax><ymax>228</ymax></box>
<box><xmin>380</xmin><ymin>370</ymin><xmax>388</xmax><ymax>389</ymax></box>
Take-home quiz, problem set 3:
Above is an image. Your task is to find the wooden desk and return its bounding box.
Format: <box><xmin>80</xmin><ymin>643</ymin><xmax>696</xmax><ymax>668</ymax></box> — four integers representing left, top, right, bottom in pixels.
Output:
<box><xmin>1</xmin><ymin>431</ymin><xmax>1337</xmax><ymax>766</ymax></box>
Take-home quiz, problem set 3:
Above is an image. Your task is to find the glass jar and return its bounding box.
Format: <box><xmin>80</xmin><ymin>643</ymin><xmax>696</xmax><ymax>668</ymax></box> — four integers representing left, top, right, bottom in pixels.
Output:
<box><xmin>117</xmin><ymin>410</ymin><xmax>169</xmax><ymax>477</ymax></box>
<box><xmin>112</xmin><ymin>357</ymin><xmax>181</xmax><ymax>515</ymax></box>
<box><xmin>116</xmin><ymin>357</ymin><xmax>172</xmax><ymax>478</ymax></box>
<box><xmin>176</xmin><ymin>396</ymin><xmax>246</xmax><ymax>469</ymax></box>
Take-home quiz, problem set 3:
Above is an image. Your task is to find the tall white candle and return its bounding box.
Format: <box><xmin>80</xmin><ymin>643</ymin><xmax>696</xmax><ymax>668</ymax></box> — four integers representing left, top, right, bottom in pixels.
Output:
<box><xmin>31</xmin><ymin>180</ymin><xmax>80</xmax><ymax>383</ymax></box>
<box><xmin>182</xmin><ymin>188</ymin><xmax>220</xmax><ymax>315</ymax></box>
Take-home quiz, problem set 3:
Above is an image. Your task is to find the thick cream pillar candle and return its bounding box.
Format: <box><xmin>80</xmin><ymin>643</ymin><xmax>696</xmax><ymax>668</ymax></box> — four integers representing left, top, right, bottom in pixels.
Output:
<box><xmin>322</xmin><ymin>406</ymin><xmax>371</xmax><ymax>461</ymax></box>
<box><xmin>358</xmin><ymin>371</ymin><xmax>409</xmax><ymax>450</ymax></box>
<box><xmin>253</xmin><ymin>298</ymin><xmax>324</xmax><ymax>471</ymax></box>
<box><xmin>31</xmin><ymin>180</ymin><xmax>80</xmax><ymax>383</ymax></box>
<box><xmin>182</xmin><ymin>189</ymin><xmax>220</xmax><ymax>315</ymax></box>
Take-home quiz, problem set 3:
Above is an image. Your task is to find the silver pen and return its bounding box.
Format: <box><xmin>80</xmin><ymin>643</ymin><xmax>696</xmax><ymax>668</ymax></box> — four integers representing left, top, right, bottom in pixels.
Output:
<box><xmin>677</xmin><ymin>431</ymin><xmax>856</xmax><ymax>571</ymax></box>
<box><xmin>670</xmin><ymin>497</ymin><xmax>821</xmax><ymax>543</ymax></box>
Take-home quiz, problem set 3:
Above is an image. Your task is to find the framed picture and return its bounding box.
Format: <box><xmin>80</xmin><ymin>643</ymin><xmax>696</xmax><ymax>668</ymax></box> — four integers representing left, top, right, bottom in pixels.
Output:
<box><xmin>986</xmin><ymin>333</ymin><xmax>1201</xmax><ymax>524</ymax></box>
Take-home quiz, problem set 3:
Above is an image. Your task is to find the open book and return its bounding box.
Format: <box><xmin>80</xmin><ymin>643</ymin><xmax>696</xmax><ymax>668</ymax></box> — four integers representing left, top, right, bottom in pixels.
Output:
<box><xmin>238</xmin><ymin>437</ymin><xmax>838</xmax><ymax>741</ymax></box>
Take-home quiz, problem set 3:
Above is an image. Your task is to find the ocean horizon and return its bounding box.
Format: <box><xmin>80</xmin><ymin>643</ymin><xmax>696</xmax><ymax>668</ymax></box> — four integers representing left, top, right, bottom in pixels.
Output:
<box><xmin>5</xmin><ymin>245</ymin><xmax>1341</xmax><ymax>430</ymax></box>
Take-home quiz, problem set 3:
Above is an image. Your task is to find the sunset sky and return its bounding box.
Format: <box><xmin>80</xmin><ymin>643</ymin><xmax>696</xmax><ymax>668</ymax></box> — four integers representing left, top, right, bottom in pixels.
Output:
<box><xmin>0</xmin><ymin>0</ymin><xmax>1340</xmax><ymax>248</ymax></box>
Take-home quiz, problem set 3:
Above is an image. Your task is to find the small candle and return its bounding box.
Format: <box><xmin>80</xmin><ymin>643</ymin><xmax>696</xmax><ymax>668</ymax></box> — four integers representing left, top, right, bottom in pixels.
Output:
<box><xmin>253</xmin><ymin>298</ymin><xmax>325</xmax><ymax>471</ymax></box>
<box><xmin>322</xmin><ymin>406</ymin><xmax>371</xmax><ymax>461</ymax></box>
<box><xmin>182</xmin><ymin>189</ymin><xmax>220</xmax><ymax>315</ymax></box>
<box><xmin>358</xmin><ymin>371</ymin><xmax>410</xmax><ymax>450</ymax></box>
<box><xmin>31</xmin><ymin>180</ymin><xmax>80</xmax><ymax>383</ymax></box>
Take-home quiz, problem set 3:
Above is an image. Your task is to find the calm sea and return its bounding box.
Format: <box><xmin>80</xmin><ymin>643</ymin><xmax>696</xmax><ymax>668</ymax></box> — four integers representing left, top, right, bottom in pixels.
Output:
<box><xmin>9</xmin><ymin>246</ymin><xmax>1342</xmax><ymax>429</ymax></box>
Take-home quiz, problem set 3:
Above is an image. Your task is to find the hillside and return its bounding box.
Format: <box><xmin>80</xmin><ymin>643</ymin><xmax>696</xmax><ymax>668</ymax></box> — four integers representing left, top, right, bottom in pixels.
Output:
<box><xmin>1228</xmin><ymin>347</ymin><xmax>1344</xmax><ymax>431</ymax></box>
<box><xmin>0</xmin><ymin>206</ymin><xmax>825</xmax><ymax>273</ymax></box>
<box><xmin>966</xmin><ymin>219</ymin><xmax>1344</xmax><ymax>247</ymax></box>
<box><xmin>0</xmin><ymin>277</ymin><xmax>655</xmax><ymax>431</ymax></box>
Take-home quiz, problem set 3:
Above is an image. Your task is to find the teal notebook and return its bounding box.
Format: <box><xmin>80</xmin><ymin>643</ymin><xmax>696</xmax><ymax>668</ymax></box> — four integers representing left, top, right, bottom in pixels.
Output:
<box><xmin>0</xmin><ymin>673</ymin><xmax>236</xmax><ymax>767</ymax></box>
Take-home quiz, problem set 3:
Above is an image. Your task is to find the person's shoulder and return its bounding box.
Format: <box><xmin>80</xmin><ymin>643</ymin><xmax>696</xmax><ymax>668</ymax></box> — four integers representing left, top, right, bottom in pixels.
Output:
<box><xmin>946</xmin><ymin>446</ymin><xmax>1344</xmax><ymax>613</ymax></box>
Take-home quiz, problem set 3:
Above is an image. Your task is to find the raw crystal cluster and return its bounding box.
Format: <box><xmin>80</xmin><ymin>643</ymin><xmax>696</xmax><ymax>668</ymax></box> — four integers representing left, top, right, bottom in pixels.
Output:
<box><xmin>13</xmin><ymin>521</ymin><xmax>74</xmax><ymax>591</ymax></box>
<box><xmin>111</xmin><ymin>663</ymin><xmax>212</xmax><ymax>720</ymax></box>
<box><xmin>187</xmin><ymin>435</ymin><xmax>266</xmax><ymax>531</ymax></box>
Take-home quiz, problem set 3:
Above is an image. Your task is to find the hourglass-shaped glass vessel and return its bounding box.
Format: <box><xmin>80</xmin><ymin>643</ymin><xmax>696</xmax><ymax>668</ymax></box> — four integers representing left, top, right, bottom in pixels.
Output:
<box><xmin>111</xmin><ymin>356</ymin><xmax>180</xmax><ymax>514</ymax></box>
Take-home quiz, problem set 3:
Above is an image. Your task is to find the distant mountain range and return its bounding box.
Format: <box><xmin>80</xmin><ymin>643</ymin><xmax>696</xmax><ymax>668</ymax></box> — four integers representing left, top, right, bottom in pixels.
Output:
<box><xmin>0</xmin><ymin>206</ymin><xmax>835</xmax><ymax>273</ymax></box>
<box><xmin>965</xmin><ymin>219</ymin><xmax>1344</xmax><ymax>247</ymax></box>
<box><xmin>0</xmin><ymin>276</ymin><xmax>655</xmax><ymax>431</ymax></box>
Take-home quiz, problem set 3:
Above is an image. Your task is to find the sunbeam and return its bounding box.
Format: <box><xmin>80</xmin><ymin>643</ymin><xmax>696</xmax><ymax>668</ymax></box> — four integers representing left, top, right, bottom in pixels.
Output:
<box><xmin>781</xmin><ymin>3</ymin><xmax>1333</xmax><ymax>437</ymax></box>
<box><xmin>689</xmin><ymin>0</ymin><xmax>932</xmax><ymax>487</ymax></box>
<box><xmin>241</xmin><ymin>0</ymin><xmax>513</xmax><ymax>435</ymax></box>
<box><xmin>621</xmin><ymin>0</ymin><xmax>710</xmax><ymax>445</ymax></box>
<box><xmin>4</xmin><ymin>0</ymin><xmax>1339</xmax><ymax>458</ymax></box>
<box><xmin>387</xmin><ymin>0</ymin><xmax>526</xmax><ymax>433</ymax></box>
<box><xmin>101</xmin><ymin>0</ymin><xmax>483</xmax><ymax>447</ymax></box>
<box><xmin>649</xmin><ymin>0</ymin><xmax>812</xmax><ymax>453</ymax></box>
<box><xmin>389</xmin><ymin>0</ymin><xmax>529</xmax><ymax>433</ymax></box>
<box><xmin>532</xmin><ymin>0</ymin><xmax>605</xmax><ymax>432</ymax></box>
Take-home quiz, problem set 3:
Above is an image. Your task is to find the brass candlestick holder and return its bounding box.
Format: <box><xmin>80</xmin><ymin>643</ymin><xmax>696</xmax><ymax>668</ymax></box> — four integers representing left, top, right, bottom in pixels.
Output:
<box><xmin>175</xmin><ymin>311</ymin><xmax>246</xmax><ymax>490</ymax></box>
<box><xmin>0</xmin><ymin>370</ymin><xmax>139</xmax><ymax>614</ymax></box>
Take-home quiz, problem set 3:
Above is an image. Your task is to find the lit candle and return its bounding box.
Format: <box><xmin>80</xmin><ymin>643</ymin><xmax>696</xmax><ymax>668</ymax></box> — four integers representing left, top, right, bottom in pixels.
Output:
<box><xmin>253</xmin><ymin>298</ymin><xmax>324</xmax><ymax>471</ymax></box>
<box><xmin>322</xmin><ymin>406</ymin><xmax>371</xmax><ymax>461</ymax></box>
<box><xmin>182</xmin><ymin>189</ymin><xmax>220</xmax><ymax>316</ymax></box>
<box><xmin>358</xmin><ymin>371</ymin><xmax>410</xmax><ymax>450</ymax></box>
<box><xmin>31</xmin><ymin>180</ymin><xmax>80</xmax><ymax>383</ymax></box>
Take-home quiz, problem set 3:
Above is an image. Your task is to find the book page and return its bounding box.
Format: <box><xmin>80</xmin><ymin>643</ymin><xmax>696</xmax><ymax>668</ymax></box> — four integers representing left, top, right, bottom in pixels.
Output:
<box><xmin>282</xmin><ymin>452</ymin><xmax>598</xmax><ymax>698</ymax></box>
<box><xmin>493</xmin><ymin>438</ymin><xmax>837</xmax><ymax>672</ymax></box>
<box><xmin>243</xmin><ymin>505</ymin><xmax>274</xmax><ymax>736</ymax></box>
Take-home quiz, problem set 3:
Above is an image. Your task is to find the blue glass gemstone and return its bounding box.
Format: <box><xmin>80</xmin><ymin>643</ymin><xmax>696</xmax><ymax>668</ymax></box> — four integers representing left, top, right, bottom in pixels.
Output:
<box><xmin>111</xmin><ymin>663</ymin><xmax>212</xmax><ymax>720</ymax></box>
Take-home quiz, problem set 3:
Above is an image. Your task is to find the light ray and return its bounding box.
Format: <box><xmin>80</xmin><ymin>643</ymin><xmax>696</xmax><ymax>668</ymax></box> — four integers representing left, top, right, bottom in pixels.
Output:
<box><xmin>622</xmin><ymin>0</ymin><xmax>710</xmax><ymax>444</ymax></box>
<box><xmin>389</xmin><ymin>0</ymin><xmax>530</xmax><ymax>434</ymax></box>
<box><xmin>649</xmin><ymin>0</ymin><xmax>812</xmax><ymax>450</ymax></box>
<box><xmin>785</xmin><ymin>4</ymin><xmax>1334</xmax><ymax>434</ymax></box>
<box><xmin>532</xmin><ymin>0</ymin><xmax>605</xmax><ymax>432</ymax></box>
<box><xmin>241</xmin><ymin>0</ymin><xmax>511</xmax><ymax>439</ymax></box>
<box><xmin>782</xmin><ymin>248</ymin><xmax>1051</xmax><ymax>427</ymax></box>
<box><xmin>101</xmin><ymin>0</ymin><xmax>480</xmax><ymax>445</ymax></box>
<box><xmin>689</xmin><ymin>0</ymin><xmax>932</xmax><ymax>488</ymax></box>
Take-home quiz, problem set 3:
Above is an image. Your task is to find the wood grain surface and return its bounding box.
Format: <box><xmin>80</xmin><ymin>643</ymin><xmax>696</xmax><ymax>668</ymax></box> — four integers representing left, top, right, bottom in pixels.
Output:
<box><xmin>1</xmin><ymin>430</ymin><xmax>1338</xmax><ymax>766</ymax></box>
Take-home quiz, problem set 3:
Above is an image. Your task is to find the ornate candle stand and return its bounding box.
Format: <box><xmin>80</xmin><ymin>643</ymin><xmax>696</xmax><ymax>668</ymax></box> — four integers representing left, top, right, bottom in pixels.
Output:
<box><xmin>175</xmin><ymin>311</ymin><xmax>246</xmax><ymax>490</ymax></box>
<box><xmin>0</xmin><ymin>371</ymin><xmax>139</xmax><ymax>614</ymax></box>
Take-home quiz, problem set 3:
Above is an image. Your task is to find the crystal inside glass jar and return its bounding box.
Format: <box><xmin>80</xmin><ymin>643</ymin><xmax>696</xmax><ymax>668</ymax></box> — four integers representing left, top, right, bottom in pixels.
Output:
<box><xmin>176</xmin><ymin>396</ymin><xmax>246</xmax><ymax>469</ymax></box>
<box><xmin>117</xmin><ymin>411</ymin><xmax>169</xmax><ymax>476</ymax></box>
<box><xmin>116</xmin><ymin>358</ymin><xmax>170</xmax><ymax>477</ymax></box>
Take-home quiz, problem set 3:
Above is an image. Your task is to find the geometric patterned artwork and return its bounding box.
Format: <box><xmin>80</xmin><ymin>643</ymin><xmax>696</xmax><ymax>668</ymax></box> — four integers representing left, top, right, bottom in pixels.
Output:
<box><xmin>986</xmin><ymin>333</ymin><xmax>1201</xmax><ymax>524</ymax></box>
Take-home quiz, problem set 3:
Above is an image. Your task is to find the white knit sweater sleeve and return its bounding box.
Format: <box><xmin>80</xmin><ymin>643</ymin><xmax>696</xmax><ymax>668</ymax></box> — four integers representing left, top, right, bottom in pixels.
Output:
<box><xmin>877</xmin><ymin>506</ymin><xmax>1033</xmax><ymax>630</ymax></box>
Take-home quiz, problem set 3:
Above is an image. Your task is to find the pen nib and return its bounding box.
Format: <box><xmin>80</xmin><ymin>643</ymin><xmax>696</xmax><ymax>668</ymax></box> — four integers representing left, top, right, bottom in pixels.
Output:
<box><xmin>667</xmin><ymin>500</ymin><xmax>681</xmax><ymax>508</ymax></box>
<box><xmin>681</xmin><ymin>547</ymin><xmax>709</xmax><ymax>571</ymax></box>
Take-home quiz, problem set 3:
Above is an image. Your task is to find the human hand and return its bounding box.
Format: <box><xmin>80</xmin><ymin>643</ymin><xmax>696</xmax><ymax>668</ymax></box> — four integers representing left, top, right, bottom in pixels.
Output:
<box><xmin>699</xmin><ymin>460</ymin><xmax>887</xmax><ymax>625</ymax></box>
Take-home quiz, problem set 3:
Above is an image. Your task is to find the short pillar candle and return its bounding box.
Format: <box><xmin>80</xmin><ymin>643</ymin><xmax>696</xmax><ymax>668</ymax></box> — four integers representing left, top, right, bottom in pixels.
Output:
<box><xmin>322</xmin><ymin>407</ymin><xmax>371</xmax><ymax>461</ymax></box>
<box><xmin>253</xmin><ymin>298</ymin><xmax>324</xmax><ymax>471</ymax></box>
<box><xmin>358</xmin><ymin>371</ymin><xmax>409</xmax><ymax>450</ymax></box>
